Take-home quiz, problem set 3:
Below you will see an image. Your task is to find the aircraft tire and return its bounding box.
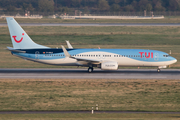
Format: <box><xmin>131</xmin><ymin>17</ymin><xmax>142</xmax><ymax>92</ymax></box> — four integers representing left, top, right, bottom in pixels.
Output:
<box><xmin>157</xmin><ymin>69</ymin><xmax>161</xmax><ymax>73</ymax></box>
<box><xmin>88</xmin><ymin>67</ymin><xmax>93</xmax><ymax>73</ymax></box>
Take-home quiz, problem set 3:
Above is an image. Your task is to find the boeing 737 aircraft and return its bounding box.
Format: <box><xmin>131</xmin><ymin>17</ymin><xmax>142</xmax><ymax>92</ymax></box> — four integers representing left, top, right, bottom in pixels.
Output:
<box><xmin>6</xmin><ymin>17</ymin><xmax>177</xmax><ymax>73</ymax></box>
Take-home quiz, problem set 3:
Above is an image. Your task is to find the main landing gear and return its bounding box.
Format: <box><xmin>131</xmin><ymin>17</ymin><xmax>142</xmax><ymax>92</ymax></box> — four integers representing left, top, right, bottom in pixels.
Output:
<box><xmin>157</xmin><ymin>68</ymin><xmax>161</xmax><ymax>73</ymax></box>
<box><xmin>88</xmin><ymin>67</ymin><xmax>93</xmax><ymax>73</ymax></box>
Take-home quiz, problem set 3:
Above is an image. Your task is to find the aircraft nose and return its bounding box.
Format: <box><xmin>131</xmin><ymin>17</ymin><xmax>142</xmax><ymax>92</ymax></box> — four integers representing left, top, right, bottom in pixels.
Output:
<box><xmin>172</xmin><ymin>57</ymin><xmax>177</xmax><ymax>63</ymax></box>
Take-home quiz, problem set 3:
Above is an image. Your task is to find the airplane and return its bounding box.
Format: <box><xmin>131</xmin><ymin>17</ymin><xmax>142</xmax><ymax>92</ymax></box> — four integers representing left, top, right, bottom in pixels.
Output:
<box><xmin>6</xmin><ymin>17</ymin><xmax>177</xmax><ymax>73</ymax></box>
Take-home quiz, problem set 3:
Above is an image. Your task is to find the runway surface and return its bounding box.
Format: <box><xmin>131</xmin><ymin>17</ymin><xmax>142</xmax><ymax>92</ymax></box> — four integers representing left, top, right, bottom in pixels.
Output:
<box><xmin>0</xmin><ymin>68</ymin><xmax>180</xmax><ymax>79</ymax></box>
<box><xmin>1</xmin><ymin>23</ymin><xmax>180</xmax><ymax>26</ymax></box>
<box><xmin>0</xmin><ymin>110</ymin><xmax>180</xmax><ymax>114</ymax></box>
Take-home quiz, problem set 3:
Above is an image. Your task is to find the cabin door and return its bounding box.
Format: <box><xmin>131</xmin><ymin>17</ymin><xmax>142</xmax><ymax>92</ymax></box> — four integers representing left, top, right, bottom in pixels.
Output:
<box><xmin>154</xmin><ymin>53</ymin><xmax>159</xmax><ymax>61</ymax></box>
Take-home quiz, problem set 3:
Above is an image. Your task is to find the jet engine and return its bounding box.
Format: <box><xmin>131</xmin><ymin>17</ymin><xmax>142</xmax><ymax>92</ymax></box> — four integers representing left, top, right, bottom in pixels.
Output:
<box><xmin>101</xmin><ymin>61</ymin><xmax>118</xmax><ymax>70</ymax></box>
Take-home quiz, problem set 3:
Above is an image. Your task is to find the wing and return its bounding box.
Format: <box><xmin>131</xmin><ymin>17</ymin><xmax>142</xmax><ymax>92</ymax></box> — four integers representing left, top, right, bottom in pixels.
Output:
<box><xmin>72</xmin><ymin>57</ymin><xmax>100</xmax><ymax>64</ymax></box>
<box><xmin>61</xmin><ymin>45</ymin><xmax>101</xmax><ymax>64</ymax></box>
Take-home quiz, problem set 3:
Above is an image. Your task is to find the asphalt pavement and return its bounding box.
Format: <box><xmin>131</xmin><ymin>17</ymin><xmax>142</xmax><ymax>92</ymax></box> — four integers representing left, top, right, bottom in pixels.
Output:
<box><xmin>0</xmin><ymin>68</ymin><xmax>179</xmax><ymax>79</ymax></box>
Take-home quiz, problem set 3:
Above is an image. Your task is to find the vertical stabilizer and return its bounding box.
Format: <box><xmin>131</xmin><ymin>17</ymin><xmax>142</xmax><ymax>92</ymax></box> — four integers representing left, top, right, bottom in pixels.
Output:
<box><xmin>6</xmin><ymin>17</ymin><xmax>49</xmax><ymax>49</ymax></box>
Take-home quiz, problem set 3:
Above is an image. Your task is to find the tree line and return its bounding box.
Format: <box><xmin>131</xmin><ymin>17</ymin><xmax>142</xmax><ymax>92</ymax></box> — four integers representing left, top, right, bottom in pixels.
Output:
<box><xmin>0</xmin><ymin>0</ymin><xmax>180</xmax><ymax>14</ymax></box>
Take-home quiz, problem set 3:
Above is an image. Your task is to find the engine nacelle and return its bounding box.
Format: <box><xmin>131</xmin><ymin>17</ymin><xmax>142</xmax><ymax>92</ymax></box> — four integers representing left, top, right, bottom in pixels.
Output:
<box><xmin>101</xmin><ymin>61</ymin><xmax>118</xmax><ymax>70</ymax></box>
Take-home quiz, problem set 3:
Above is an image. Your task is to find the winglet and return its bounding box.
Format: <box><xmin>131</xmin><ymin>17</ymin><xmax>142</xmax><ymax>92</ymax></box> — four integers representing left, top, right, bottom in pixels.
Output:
<box><xmin>61</xmin><ymin>45</ymin><xmax>71</xmax><ymax>57</ymax></box>
<box><xmin>66</xmin><ymin>40</ymin><xmax>73</xmax><ymax>49</ymax></box>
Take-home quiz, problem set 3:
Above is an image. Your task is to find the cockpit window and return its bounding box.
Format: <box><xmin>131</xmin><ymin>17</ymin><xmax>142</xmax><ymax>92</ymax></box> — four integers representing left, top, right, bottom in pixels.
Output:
<box><xmin>163</xmin><ymin>55</ymin><xmax>169</xmax><ymax>57</ymax></box>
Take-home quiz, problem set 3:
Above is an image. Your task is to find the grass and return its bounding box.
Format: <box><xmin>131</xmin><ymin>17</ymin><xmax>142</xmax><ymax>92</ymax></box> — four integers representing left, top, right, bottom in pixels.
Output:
<box><xmin>1</xmin><ymin>26</ymin><xmax>180</xmax><ymax>45</ymax></box>
<box><xmin>0</xmin><ymin>79</ymin><xmax>180</xmax><ymax>112</ymax></box>
<box><xmin>2</xmin><ymin>26</ymin><xmax>180</xmax><ymax>46</ymax></box>
<box><xmin>0</xmin><ymin>113</ymin><xmax>180</xmax><ymax>120</ymax></box>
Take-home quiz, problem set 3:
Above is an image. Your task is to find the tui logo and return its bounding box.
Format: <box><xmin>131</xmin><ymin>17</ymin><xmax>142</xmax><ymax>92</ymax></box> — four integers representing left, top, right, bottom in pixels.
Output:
<box><xmin>12</xmin><ymin>33</ymin><xmax>24</xmax><ymax>43</ymax></box>
<box><xmin>139</xmin><ymin>52</ymin><xmax>153</xmax><ymax>58</ymax></box>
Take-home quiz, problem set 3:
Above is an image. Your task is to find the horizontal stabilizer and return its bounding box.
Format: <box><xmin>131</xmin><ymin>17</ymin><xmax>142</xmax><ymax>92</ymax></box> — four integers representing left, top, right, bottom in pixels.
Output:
<box><xmin>7</xmin><ymin>47</ymin><xmax>26</xmax><ymax>53</ymax></box>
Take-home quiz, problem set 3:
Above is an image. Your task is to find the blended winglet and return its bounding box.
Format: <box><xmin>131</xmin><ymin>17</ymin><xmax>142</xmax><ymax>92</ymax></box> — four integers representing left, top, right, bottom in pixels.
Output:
<box><xmin>61</xmin><ymin>45</ymin><xmax>71</xmax><ymax>57</ymax></box>
<box><xmin>66</xmin><ymin>40</ymin><xmax>73</xmax><ymax>49</ymax></box>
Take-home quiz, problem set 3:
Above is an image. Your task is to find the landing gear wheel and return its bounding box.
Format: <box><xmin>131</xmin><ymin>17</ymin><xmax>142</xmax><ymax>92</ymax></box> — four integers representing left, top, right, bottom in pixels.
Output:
<box><xmin>157</xmin><ymin>69</ymin><xmax>161</xmax><ymax>73</ymax></box>
<box><xmin>88</xmin><ymin>67</ymin><xmax>93</xmax><ymax>73</ymax></box>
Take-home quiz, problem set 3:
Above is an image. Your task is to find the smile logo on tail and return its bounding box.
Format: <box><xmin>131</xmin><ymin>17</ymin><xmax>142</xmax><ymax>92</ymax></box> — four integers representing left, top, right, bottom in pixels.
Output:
<box><xmin>12</xmin><ymin>33</ymin><xmax>24</xmax><ymax>43</ymax></box>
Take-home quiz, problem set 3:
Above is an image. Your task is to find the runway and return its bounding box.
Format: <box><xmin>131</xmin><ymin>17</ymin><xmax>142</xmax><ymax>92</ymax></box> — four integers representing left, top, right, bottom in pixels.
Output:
<box><xmin>1</xmin><ymin>23</ymin><xmax>180</xmax><ymax>26</ymax></box>
<box><xmin>0</xmin><ymin>68</ymin><xmax>180</xmax><ymax>79</ymax></box>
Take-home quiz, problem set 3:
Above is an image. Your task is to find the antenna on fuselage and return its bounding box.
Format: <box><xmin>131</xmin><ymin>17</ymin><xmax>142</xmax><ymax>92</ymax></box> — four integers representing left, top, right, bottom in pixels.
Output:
<box><xmin>169</xmin><ymin>50</ymin><xmax>171</xmax><ymax>55</ymax></box>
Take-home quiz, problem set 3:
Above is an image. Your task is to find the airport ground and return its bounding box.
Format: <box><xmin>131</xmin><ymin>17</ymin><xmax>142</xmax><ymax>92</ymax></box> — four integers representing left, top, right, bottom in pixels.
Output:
<box><xmin>0</xmin><ymin>79</ymin><xmax>180</xmax><ymax>120</ymax></box>
<box><xmin>0</xmin><ymin>79</ymin><xmax>180</xmax><ymax>112</ymax></box>
<box><xmin>0</xmin><ymin>19</ymin><xmax>180</xmax><ymax>119</ymax></box>
<box><xmin>0</xmin><ymin>68</ymin><xmax>180</xmax><ymax>79</ymax></box>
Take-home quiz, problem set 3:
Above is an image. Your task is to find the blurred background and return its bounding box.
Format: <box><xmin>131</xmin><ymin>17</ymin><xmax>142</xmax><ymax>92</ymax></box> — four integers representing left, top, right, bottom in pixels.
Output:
<box><xmin>0</xmin><ymin>0</ymin><xmax>180</xmax><ymax>18</ymax></box>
